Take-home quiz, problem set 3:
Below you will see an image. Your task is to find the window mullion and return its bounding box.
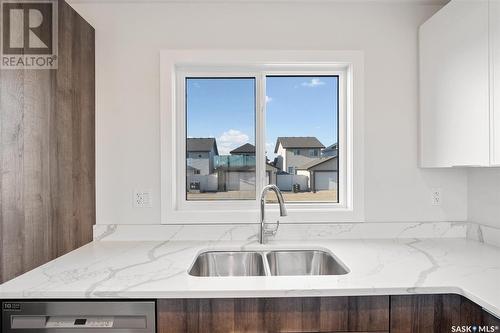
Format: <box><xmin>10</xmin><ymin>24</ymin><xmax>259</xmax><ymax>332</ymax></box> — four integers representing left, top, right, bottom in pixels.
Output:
<box><xmin>255</xmin><ymin>72</ymin><xmax>267</xmax><ymax>198</ymax></box>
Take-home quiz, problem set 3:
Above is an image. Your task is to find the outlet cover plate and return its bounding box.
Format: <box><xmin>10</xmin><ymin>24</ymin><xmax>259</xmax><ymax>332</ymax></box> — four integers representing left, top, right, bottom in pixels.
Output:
<box><xmin>134</xmin><ymin>190</ymin><xmax>152</xmax><ymax>208</ymax></box>
<box><xmin>431</xmin><ymin>188</ymin><xmax>442</xmax><ymax>206</ymax></box>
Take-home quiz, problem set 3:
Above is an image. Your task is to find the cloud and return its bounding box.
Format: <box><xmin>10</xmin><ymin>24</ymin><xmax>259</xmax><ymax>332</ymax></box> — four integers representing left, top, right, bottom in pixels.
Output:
<box><xmin>217</xmin><ymin>129</ymin><xmax>250</xmax><ymax>155</ymax></box>
<box><xmin>301</xmin><ymin>78</ymin><xmax>325</xmax><ymax>88</ymax></box>
<box><xmin>265</xmin><ymin>95</ymin><xmax>273</xmax><ymax>103</ymax></box>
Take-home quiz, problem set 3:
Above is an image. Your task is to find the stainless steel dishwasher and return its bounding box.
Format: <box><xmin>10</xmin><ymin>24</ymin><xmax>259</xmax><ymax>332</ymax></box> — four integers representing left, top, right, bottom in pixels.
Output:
<box><xmin>1</xmin><ymin>301</ymin><xmax>155</xmax><ymax>332</ymax></box>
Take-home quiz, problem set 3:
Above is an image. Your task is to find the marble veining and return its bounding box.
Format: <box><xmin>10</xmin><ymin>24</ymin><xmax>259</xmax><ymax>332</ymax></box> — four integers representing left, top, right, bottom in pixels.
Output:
<box><xmin>93</xmin><ymin>221</ymin><xmax>468</xmax><ymax>242</ymax></box>
<box><xmin>1</xmin><ymin>238</ymin><xmax>499</xmax><ymax>318</ymax></box>
<box><xmin>404</xmin><ymin>239</ymin><xmax>441</xmax><ymax>291</ymax></box>
<box><xmin>467</xmin><ymin>223</ymin><xmax>500</xmax><ymax>248</ymax></box>
<box><xmin>93</xmin><ymin>221</ymin><xmax>500</xmax><ymax>248</ymax></box>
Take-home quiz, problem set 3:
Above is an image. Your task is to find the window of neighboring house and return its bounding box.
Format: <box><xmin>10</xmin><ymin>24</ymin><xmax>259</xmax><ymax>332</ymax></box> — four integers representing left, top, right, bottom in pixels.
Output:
<box><xmin>185</xmin><ymin>77</ymin><xmax>256</xmax><ymax>201</ymax></box>
<box><xmin>267</xmin><ymin>76</ymin><xmax>339</xmax><ymax>203</ymax></box>
<box><xmin>309</xmin><ymin>149</ymin><xmax>319</xmax><ymax>157</ymax></box>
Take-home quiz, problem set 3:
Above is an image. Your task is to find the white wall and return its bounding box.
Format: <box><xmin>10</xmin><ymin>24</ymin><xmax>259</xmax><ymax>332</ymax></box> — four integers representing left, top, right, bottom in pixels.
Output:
<box><xmin>70</xmin><ymin>1</ymin><xmax>468</xmax><ymax>224</ymax></box>
<box><xmin>468</xmin><ymin>168</ymin><xmax>500</xmax><ymax>228</ymax></box>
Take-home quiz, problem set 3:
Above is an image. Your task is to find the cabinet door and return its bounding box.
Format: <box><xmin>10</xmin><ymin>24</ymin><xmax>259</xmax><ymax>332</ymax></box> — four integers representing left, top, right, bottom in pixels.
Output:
<box><xmin>391</xmin><ymin>294</ymin><xmax>500</xmax><ymax>333</ymax></box>
<box><xmin>492</xmin><ymin>0</ymin><xmax>500</xmax><ymax>166</ymax></box>
<box><xmin>157</xmin><ymin>297</ymin><xmax>389</xmax><ymax>333</ymax></box>
<box><xmin>419</xmin><ymin>0</ymin><xmax>490</xmax><ymax>167</ymax></box>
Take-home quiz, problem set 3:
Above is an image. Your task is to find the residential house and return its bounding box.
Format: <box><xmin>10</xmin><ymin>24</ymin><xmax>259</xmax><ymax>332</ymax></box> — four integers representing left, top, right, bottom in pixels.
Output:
<box><xmin>322</xmin><ymin>143</ymin><xmax>338</xmax><ymax>157</ymax></box>
<box><xmin>186</xmin><ymin>138</ymin><xmax>218</xmax><ymax>175</ymax></box>
<box><xmin>233</xmin><ymin>143</ymin><xmax>281</xmax><ymax>185</ymax></box>
<box><xmin>186</xmin><ymin>165</ymin><xmax>201</xmax><ymax>176</ymax></box>
<box><xmin>274</xmin><ymin>137</ymin><xmax>325</xmax><ymax>174</ymax></box>
<box><xmin>266</xmin><ymin>163</ymin><xmax>279</xmax><ymax>185</ymax></box>
<box><xmin>224</xmin><ymin>143</ymin><xmax>278</xmax><ymax>187</ymax></box>
<box><xmin>229</xmin><ymin>143</ymin><xmax>255</xmax><ymax>156</ymax></box>
<box><xmin>212</xmin><ymin>142</ymin><xmax>256</xmax><ymax>192</ymax></box>
<box><xmin>187</xmin><ymin>138</ymin><xmax>219</xmax><ymax>192</ymax></box>
<box><xmin>297</xmin><ymin>156</ymin><xmax>338</xmax><ymax>192</ymax></box>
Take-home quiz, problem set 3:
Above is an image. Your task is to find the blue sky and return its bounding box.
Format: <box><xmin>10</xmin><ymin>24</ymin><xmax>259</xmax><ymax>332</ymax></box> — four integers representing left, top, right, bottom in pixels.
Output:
<box><xmin>186</xmin><ymin>76</ymin><xmax>338</xmax><ymax>157</ymax></box>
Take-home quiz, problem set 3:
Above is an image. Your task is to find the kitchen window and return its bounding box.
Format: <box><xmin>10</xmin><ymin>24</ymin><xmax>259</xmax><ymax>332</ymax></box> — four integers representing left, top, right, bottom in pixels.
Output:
<box><xmin>160</xmin><ymin>50</ymin><xmax>364</xmax><ymax>223</ymax></box>
<box><xmin>185</xmin><ymin>77</ymin><xmax>256</xmax><ymax>201</ymax></box>
<box><xmin>267</xmin><ymin>76</ymin><xmax>338</xmax><ymax>203</ymax></box>
<box><xmin>184</xmin><ymin>75</ymin><xmax>338</xmax><ymax>203</ymax></box>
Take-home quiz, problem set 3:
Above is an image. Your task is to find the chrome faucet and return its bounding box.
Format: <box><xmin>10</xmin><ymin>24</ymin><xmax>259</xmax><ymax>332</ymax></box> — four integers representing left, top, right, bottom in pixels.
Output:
<box><xmin>259</xmin><ymin>184</ymin><xmax>287</xmax><ymax>244</ymax></box>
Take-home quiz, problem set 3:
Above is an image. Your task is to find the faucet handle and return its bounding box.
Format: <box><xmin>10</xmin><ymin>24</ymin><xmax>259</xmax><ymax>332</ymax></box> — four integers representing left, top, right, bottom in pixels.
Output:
<box><xmin>263</xmin><ymin>220</ymin><xmax>280</xmax><ymax>236</ymax></box>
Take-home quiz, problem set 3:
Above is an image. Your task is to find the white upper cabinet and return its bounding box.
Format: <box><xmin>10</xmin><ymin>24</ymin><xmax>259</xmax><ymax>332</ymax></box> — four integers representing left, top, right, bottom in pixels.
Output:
<box><xmin>492</xmin><ymin>0</ymin><xmax>500</xmax><ymax>166</ymax></box>
<box><xmin>419</xmin><ymin>0</ymin><xmax>493</xmax><ymax>167</ymax></box>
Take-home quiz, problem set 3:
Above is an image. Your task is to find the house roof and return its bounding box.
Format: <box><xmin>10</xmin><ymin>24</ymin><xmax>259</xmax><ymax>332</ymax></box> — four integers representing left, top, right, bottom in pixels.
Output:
<box><xmin>322</xmin><ymin>143</ymin><xmax>338</xmax><ymax>157</ymax></box>
<box><xmin>274</xmin><ymin>137</ymin><xmax>325</xmax><ymax>153</ymax></box>
<box><xmin>187</xmin><ymin>165</ymin><xmax>200</xmax><ymax>171</ymax></box>
<box><xmin>297</xmin><ymin>156</ymin><xmax>336</xmax><ymax>170</ymax></box>
<box><xmin>266</xmin><ymin>162</ymin><xmax>279</xmax><ymax>170</ymax></box>
<box><xmin>187</xmin><ymin>138</ymin><xmax>218</xmax><ymax>155</ymax></box>
<box><xmin>323</xmin><ymin>143</ymin><xmax>338</xmax><ymax>151</ymax></box>
<box><xmin>230</xmin><ymin>143</ymin><xmax>255</xmax><ymax>155</ymax></box>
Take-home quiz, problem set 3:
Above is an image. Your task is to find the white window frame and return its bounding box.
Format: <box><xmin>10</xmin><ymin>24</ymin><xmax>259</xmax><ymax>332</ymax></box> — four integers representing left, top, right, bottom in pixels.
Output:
<box><xmin>160</xmin><ymin>50</ymin><xmax>365</xmax><ymax>224</ymax></box>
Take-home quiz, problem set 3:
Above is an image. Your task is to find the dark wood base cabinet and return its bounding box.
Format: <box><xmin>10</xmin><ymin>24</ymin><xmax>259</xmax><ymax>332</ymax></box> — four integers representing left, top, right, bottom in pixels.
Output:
<box><xmin>157</xmin><ymin>295</ymin><xmax>500</xmax><ymax>333</ymax></box>
<box><xmin>391</xmin><ymin>295</ymin><xmax>500</xmax><ymax>333</ymax></box>
<box><xmin>158</xmin><ymin>296</ymin><xmax>390</xmax><ymax>333</ymax></box>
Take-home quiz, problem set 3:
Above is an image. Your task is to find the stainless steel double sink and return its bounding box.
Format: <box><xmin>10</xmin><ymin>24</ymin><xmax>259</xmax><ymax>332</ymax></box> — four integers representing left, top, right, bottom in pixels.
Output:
<box><xmin>189</xmin><ymin>250</ymin><xmax>349</xmax><ymax>277</ymax></box>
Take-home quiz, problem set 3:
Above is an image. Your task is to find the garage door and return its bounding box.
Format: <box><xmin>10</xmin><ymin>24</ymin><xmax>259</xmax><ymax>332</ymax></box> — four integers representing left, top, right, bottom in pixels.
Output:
<box><xmin>314</xmin><ymin>172</ymin><xmax>337</xmax><ymax>190</ymax></box>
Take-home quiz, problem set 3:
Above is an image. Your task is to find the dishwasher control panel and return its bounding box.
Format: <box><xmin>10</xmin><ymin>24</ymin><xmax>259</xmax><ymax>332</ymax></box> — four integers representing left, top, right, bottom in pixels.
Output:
<box><xmin>2</xmin><ymin>301</ymin><xmax>155</xmax><ymax>332</ymax></box>
<box><xmin>45</xmin><ymin>316</ymin><xmax>114</xmax><ymax>328</ymax></box>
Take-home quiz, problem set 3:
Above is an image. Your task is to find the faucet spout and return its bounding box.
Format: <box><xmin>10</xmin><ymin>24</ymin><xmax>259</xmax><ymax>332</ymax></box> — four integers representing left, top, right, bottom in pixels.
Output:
<box><xmin>259</xmin><ymin>184</ymin><xmax>287</xmax><ymax>244</ymax></box>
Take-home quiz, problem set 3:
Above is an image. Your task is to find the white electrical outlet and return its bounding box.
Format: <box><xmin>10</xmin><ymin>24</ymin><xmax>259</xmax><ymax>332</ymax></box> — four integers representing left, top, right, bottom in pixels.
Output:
<box><xmin>134</xmin><ymin>190</ymin><xmax>152</xmax><ymax>208</ymax></box>
<box><xmin>431</xmin><ymin>188</ymin><xmax>442</xmax><ymax>206</ymax></box>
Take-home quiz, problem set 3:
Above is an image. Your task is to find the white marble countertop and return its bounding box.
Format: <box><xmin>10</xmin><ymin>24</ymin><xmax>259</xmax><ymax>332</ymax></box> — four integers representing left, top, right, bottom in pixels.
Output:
<box><xmin>1</xmin><ymin>238</ymin><xmax>499</xmax><ymax>317</ymax></box>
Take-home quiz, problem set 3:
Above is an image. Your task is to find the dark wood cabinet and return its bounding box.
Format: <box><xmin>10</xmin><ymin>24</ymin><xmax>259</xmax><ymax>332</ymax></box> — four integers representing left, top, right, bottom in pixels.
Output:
<box><xmin>348</xmin><ymin>296</ymin><xmax>389</xmax><ymax>332</ymax></box>
<box><xmin>0</xmin><ymin>0</ymin><xmax>95</xmax><ymax>283</ymax></box>
<box><xmin>158</xmin><ymin>295</ymin><xmax>499</xmax><ymax>333</ymax></box>
<box><xmin>390</xmin><ymin>294</ymin><xmax>461</xmax><ymax>333</ymax></box>
<box><xmin>390</xmin><ymin>294</ymin><xmax>500</xmax><ymax>333</ymax></box>
<box><xmin>158</xmin><ymin>296</ymin><xmax>389</xmax><ymax>333</ymax></box>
